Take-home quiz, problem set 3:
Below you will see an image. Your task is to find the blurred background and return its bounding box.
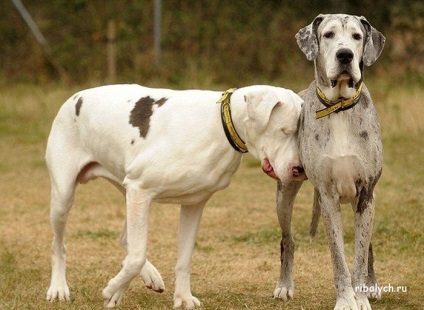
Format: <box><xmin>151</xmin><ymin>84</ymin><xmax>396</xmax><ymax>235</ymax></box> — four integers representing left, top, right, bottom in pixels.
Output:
<box><xmin>1</xmin><ymin>0</ymin><xmax>423</xmax><ymax>87</ymax></box>
<box><xmin>1</xmin><ymin>2</ymin><xmax>423</xmax><ymax>308</ymax></box>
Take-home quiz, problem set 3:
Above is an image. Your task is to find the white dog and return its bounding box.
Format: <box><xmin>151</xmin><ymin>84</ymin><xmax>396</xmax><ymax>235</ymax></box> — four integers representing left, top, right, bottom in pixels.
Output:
<box><xmin>45</xmin><ymin>84</ymin><xmax>306</xmax><ymax>308</ymax></box>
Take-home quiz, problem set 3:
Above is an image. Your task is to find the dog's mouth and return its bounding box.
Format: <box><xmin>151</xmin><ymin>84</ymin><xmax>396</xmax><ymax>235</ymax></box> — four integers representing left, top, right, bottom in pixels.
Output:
<box><xmin>261</xmin><ymin>158</ymin><xmax>307</xmax><ymax>181</ymax></box>
<box><xmin>262</xmin><ymin>158</ymin><xmax>279</xmax><ymax>180</ymax></box>
<box><xmin>331</xmin><ymin>70</ymin><xmax>355</xmax><ymax>88</ymax></box>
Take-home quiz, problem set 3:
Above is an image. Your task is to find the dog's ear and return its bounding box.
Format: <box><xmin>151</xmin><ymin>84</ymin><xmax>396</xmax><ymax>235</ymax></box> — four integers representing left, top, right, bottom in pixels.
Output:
<box><xmin>359</xmin><ymin>16</ymin><xmax>386</xmax><ymax>66</ymax></box>
<box><xmin>295</xmin><ymin>14</ymin><xmax>325</xmax><ymax>61</ymax></box>
<box><xmin>245</xmin><ymin>90</ymin><xmax>281</xmax><ymax>132</ymax></box>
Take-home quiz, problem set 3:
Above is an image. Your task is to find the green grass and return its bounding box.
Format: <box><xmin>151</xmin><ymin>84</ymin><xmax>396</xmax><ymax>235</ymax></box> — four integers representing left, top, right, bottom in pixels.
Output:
<box><xmin>0</xmin><ymin>81</ymin><xmax>423</xmax><ymax>309</ymax></box>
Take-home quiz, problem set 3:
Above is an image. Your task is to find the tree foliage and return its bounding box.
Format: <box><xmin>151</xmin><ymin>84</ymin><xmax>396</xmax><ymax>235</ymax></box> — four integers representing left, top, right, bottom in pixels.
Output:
<box><xmin>1</xmin><ymin>0</ymin><xmax>422</xmax><ymax>85</ymax></box>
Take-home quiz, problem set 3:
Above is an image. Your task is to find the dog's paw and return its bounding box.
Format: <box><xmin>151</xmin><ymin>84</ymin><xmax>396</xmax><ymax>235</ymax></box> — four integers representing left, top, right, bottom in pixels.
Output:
<box><xmin>102</xmin><ymin>282</ymin><xmax>130</xmax><ymax>308</ymax></box>
<box><xmin>173</xmin><ymin>294</ymin><xmax>201</xmax><ymax>309</ymax></box>
<box><xmin>356</xmin><ymin>296</ymin><xmax>372</xmax><ymax>310</ymax></box>
<box><xmin>140</xmin><ymin>260</ymin><xmax>165</xmax><ymax>292</ymax></box>
<box><xmin>366</xmin><ymin>288</ymin><xmax>381</xmax><ymax>301</ymax></box>
<box><xmin>46</xmin><ymin>280</ymin><xmax>70</xmax><ymax>302</ymax></box>
<box><xmin>365</xmin><ymin>279</ymin><xmax>382</xmax><ymax>300</ymax></box>
<box><xmin>334</xmin><ymin>293</ymin><xmax>359</xmax><ymax>310</ymax></box>
<box><xmin>273</xmin><ymin>280</ymin><xmax>294</xmax><ymax>301</ymax></box>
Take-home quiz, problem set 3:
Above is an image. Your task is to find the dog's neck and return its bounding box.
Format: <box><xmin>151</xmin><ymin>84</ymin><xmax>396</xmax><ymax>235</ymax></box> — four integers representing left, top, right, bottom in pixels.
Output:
<box><xmin>217</xmin><ymin>89</ymin><xmax>249</xmax><ymax>153</ymax></box>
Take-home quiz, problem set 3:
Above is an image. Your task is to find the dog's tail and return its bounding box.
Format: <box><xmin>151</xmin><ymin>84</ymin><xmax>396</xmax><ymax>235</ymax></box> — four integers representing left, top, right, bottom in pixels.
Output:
<box><xmin>309</xmin><ymin>188</ymin><xmax>321</xmax><ymax>241</ymax></box>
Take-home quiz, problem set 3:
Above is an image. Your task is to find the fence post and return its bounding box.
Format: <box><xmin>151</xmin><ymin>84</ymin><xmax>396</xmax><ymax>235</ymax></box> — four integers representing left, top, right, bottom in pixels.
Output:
<box><xmin>107</xmin><ymin>19</ymin><xmax>117</xmax><ymax>84</ymax></box>
<box><xmin>154</xmin><ymin>0</ymin><xmax>161</xmax><ymax>66</ymax></box>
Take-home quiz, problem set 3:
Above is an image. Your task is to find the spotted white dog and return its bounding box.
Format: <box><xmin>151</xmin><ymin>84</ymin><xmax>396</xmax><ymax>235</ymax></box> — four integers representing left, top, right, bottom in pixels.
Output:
<box><xmin>45</xmin><ymin>84</ymin><xmax>306</xmax><ymax>308</ymax></box>
<box><xmin>274</xmin><ymin>14</ymin><xmax>385</xmax><ymax>310</ymax></box>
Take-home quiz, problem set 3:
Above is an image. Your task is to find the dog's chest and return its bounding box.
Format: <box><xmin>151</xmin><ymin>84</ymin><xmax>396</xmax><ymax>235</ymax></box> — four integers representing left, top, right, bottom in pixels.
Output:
<box><xmin>327</xmin><ymin>113</ymin><xmax>361</xmax><ymax>156</ymax></box>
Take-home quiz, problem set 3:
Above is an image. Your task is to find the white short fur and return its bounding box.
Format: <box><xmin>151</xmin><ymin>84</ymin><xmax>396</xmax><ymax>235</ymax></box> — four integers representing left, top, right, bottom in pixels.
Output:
<box><xmin>45</xmin><ymin>84</ymin><xmax>305</xmax><ymax>308</ymax></box>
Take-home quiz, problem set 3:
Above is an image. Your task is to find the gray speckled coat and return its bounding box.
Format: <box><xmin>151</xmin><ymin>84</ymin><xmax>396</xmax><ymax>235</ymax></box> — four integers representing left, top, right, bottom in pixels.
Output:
<box><xmin>298</xmin><ymin>80</ymin><xmax>383</xmax><ymax>209</ymax></box>
<box><xmin>274</xmin><ymin>14</ymin><xmax>386</xmax><ymax>310</ymax></box>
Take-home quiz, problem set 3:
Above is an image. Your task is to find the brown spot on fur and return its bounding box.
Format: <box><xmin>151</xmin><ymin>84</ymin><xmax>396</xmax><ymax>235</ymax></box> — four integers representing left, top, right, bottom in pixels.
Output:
<box><xmin>129</xmin><ymin>96</ymin><xmax>155</xmax><ymax>138</ymax></box>
<box><xmin>75</xmin><ymin>97</ymin><xmax>83</xmax><ymax>116</ymax></box>
<box><xmin>360</xmin><ymin>131</ymin><xmax>369</xmax><ymax>140</ymax></box>
<box><xmin>129</xmin><ymin>96</ymin><xmax>169</xmax><ymax>138</ymax></box>
<box><xmin>156</xmin><ymin>97</ymin><xmax>168</xmax><ymax>107</ymax></box>
<box><xmin>280</xmin><ymin>239</ymin><xmax>284</xmax><ymax>263</ymax></box>
<box><xmin>368</xmin><ymin>243</ymin><xmax>376</xmax><ymax>279</ymax></box>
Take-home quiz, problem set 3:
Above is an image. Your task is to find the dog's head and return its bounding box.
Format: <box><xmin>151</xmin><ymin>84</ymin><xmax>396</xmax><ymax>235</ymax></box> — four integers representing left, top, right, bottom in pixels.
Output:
<box><xmin>296</xmin><ymin>14</ymin><xmax>385</xmax><ymax>89</ymax></box>
<box><xmin>242</xmin><ymin>86</ymin><xmax>306</xmax><ymax>182</ymax></box>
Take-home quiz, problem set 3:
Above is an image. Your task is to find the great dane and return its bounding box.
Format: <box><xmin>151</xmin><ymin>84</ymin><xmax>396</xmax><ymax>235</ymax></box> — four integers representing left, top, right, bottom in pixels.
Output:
<box><xmin>273</xmin><ymin>14</ymin><xmax>385</xmax><ymax>309</ymax></box>
<box><xmin>45</xmin><ymin>84</ymin><xmax>306</xmax><ymax>308</ymax></box>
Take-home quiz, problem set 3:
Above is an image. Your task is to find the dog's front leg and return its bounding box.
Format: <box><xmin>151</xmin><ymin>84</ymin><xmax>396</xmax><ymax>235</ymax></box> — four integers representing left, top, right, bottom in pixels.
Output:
<box><xmin>351</xmin><ymin>193</ymin><xmax>375</xmax><ymax>310</ymax></box>
<box><xmin>274</xmin><ymin>180</ymin><xmax>302</xmax><ymax>300</ymax></box>
<box><xmin>320</xmin><ymin>191</ymin><xmax>358</xmax><ymax>310</ymax></box>
<box><xmin>102</xmin><ymin>187</ymin><xmax>151</xmax><ymax>308</ymax></box>
<box><xmin>173</xmin><ymin>202</ymin><xmax>206</xmax><ymax>309</ymax></box>
<box><xmin>119</xmin><ymin>221</ymin><xmax>165</xmax><ymax>292</ymax></box>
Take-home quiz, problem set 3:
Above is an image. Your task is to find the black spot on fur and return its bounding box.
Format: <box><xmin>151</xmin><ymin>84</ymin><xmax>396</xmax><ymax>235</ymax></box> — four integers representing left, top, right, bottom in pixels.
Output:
<box><xmin>129</xmin><ymin>96</ymin><xmax>169</xmax><ymax>138</ymax></box>
<box><xmin>129</xmin><ymin>96</ymin><xmax>155</xmax><ymax>138</ymax></box>
<box><xmin>280</xmin><ymin>239</ymin><xmax>284</xmax><ymax>263</ymax></box>
<box><xmin>156</xmin><ymin>97</ymin><xmax>168</xmax><ymax>107</ymax></box>
<box><xmin>360</xmin><ymin>130</ymin><xmax>369</xmax><ymax>140</ymax></box>
<box><xmin>368</xmin><ymin>243</ymin><xmax>375</xmax><ymax>278</ymax></box>
<box><xmin>315</xmin><ymin>133</ymin><xmax>320</xmax><ymax>141</ymax></box>
<box><xmin>131</xmin><ymin>139</ymin><xmax>135</xmax><ymax>145</ymax></box>
<box><xmin>75</xmin><ymin>97</ymin><xmax>83</xmax><ymax>116</ymax></box>
<box><xmin>356</xmin><ymin>169</ymin><xmax>382</xmax><ymax>214</ymax></box>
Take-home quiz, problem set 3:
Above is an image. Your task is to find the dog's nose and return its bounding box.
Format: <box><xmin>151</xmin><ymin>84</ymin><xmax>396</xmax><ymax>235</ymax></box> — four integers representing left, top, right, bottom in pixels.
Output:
<box><xmin>336</xmin><ymin>48</ymin><xmax>354</xmax><ymax>64</ymax></box>
<box><xmin>294</xmin><ymin>166</ymin><xmax>304</xmax><ymax>173</ymax></box>
<box><xmin>292</xmin><ymin>166</ymin><xmax>305</xmax><ymax>176</ymax></box>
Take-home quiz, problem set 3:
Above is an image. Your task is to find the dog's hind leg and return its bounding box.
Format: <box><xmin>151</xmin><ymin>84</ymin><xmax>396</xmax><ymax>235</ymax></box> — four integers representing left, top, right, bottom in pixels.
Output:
<box><xmin>46</xmin><ymin>137</ymin><xmax>85</xmax><ymax>302</ymax></box>
<box><xmin>273</xmin><ymin>180</ymin><xmax>302</xmax><ymax>301</ymax></box>
<box><xmin>173</xmin><ymin>202</ymin><xmax>206</xmax><ymax>309</ymax></box>
<box><xmin>46</xmin><ymin>176</ymin><xmax>76</xmax><ymax>302</ymax></box>
<box><xmin>309</xmin><ymin>188</ymin><xmax>321</xmax><ymax>239</ymax></box>
<box><xmin>366</xmin><ymin>242</ymin><xmax>381</xmax><ymax>300</ymax></box>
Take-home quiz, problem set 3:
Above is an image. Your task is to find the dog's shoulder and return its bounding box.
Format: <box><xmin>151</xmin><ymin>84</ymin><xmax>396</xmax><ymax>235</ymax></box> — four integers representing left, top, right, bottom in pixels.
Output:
<box><xmin>297</xmin><ymin>81</ymin><xmax>316</xmax><ymax>101</ymax></box>
<box><xmin>298</xmin><ymin>81</ymin><xmax>320</xmax><ymax>108</ymax></box>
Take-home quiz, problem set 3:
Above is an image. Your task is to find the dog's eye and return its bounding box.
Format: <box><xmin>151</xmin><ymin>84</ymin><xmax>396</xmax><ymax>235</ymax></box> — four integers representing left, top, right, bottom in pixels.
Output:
<box><xmin>353</xmin><ymin>33</ymin><xmax>362</xmax><ymax>40</ymax></box>
<box><xmin>323</xmin><ymin>31</ymin><xmax>334</xmax><ymax>39</ymax></box>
